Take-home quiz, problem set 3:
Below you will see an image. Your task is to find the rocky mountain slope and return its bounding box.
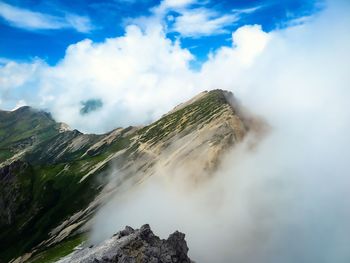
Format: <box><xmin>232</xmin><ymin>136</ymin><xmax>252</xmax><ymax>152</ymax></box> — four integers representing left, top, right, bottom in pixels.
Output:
<box><xmin>0</xmin><ymin>90</ymin><xmax>260</xmax><ymax>262</ymax></box>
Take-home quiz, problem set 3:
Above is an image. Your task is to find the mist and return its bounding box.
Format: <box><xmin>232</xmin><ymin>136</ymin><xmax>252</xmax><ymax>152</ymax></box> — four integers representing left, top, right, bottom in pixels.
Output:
<box><xmin>90</xmin><ymin>1</ymin><xmax>350</xmax><ymax>262</ymax></box>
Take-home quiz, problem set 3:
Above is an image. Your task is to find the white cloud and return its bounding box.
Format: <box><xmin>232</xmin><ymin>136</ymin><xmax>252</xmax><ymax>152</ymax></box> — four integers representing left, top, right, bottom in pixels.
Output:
<box><xmin>129</xmin><ymin>0</ymin><xmax>244</xmax><ymax>38</ymax></box>
<box><xmin>207</xmin><ymin>24</ymin><xmax>270</xmax><ymax>68</ymax></box>
<box><xmin>0</xmin><ymin>20</ymin><xmax>270</xmax><ymax>133</ymax></box>
<box><xmin>0</xmin><ymin>25</ymin><xmax>198</xmax><ymax>133</ymax></box>
<box><xmin>172</xmin><ymin>8</ymin><xmax>238</xmax><ymax>37</ymax></box>
<box><xmin>150</xmin><ymin>0</ymin><xmax>263</xmax><ymax>38</ymax></box>
<box><xmin>156</xmin><ymin>0</ymin><xmax>197</xmax><ymax>13</ymax></box>
<box><xmin>0</xmin><ymin>19</ymin><xmax>272</xmax><ymax>133</ymax></box>
<box><xmin>0</xmin><ymin>60</ymin><xmax>43</xmax><ymax>91</ymax></box>
<box><xmin>232</xmin><ymin>5</ymin><xmax>263</xmax><ymax>14</ymax></box>
<box><xmin>0</xmin><ymin>59</ymin><xmax>45</xmax><ymax>109</ymax></box>
<box><xmin>65</xmin><ymin>14</ymin><xmax>93</xmax><ymax>33</ymax></box>
<box><xmin>0</xmin><ymin>1</ymin><xmax>93</xmax><ymax>32</ymax></box>
<box><xmin>128</xmin><ymin>0</ymin><xmax>198</xmax><ymax>32</ymax></box>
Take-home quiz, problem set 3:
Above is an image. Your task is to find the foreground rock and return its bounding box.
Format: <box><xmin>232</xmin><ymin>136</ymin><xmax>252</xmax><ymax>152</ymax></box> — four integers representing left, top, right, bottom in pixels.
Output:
<box><xmin>57</xmin><ymin>225</ymin><xmax>193</xmax><ymax>263</ymax></box>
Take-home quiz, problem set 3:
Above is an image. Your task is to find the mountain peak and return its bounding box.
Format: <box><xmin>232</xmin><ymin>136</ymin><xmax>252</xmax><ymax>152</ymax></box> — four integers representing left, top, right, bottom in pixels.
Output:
<box><xmin>137</xmin><ymin>89</ymin><xmax>239</xmax><ymax>147</ymax></box>
<box><xmin>166</xmin><ymin>89</ymin><xmax>233</xmax><ymax>115</ymax></box>
<box><xmin>166</xmin><ymin>89</ymin><xmax>232</xmax><ymax>115</ymax></box>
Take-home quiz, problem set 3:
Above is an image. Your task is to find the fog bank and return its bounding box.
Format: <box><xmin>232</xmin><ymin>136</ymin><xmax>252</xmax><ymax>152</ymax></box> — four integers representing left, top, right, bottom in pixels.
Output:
<box><xmin>91</xmin><ymin>1</ymin><xmax>350</xmax><ymax>262</ymax></box>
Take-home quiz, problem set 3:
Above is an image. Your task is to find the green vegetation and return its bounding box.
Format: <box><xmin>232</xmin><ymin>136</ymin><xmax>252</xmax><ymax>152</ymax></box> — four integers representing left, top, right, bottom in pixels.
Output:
<box><xmin>0</xmin><ymin>107</ymin><xmax>59</xmax><ymax>163</ymax></box>
<box><xmin>0</xmin><ymin>159</ymin><xmax>99</xmax><ymax>262</ymax></box>
<box><xmin>0</xmin><ymin>108</ymin><xmax>136</xmax><ymax>262</ymax></box>
<box><xmin>138</xmin><ymin>90</ymin><xmax>229</xmax><ymax>145</ymax></box>
<box><xmin>29</xmin><ymin>234</ymin><xmax>86</xmax><ymax>263</ymax></box>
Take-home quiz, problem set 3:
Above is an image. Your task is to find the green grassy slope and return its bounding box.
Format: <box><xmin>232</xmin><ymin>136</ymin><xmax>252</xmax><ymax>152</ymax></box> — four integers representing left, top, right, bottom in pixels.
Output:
<box><xmin>0</xmin><ymin>107</ymin><xmax>59</xmax><ymax>163</ymax></box>
<box><xmin>0</xmin><ymin>108</ymin><xmax>135</xmax><ymax>261</ymax></box>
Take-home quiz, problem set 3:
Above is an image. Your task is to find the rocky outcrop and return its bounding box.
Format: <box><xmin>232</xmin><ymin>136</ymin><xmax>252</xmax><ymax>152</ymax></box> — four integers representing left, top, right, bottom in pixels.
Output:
<box><xmin>57</xmin><ymin>225</ymin><xmax>193</xmax><ymax>263</ymax></box>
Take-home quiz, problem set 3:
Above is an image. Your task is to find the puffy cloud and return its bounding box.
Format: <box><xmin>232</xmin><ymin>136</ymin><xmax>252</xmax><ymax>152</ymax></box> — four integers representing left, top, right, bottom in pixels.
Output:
<box><xmin>231</xmin><ymin>25</ymin><xmax>271</xmax><ymax>65</ymax></box>
<box><xmin>0</xmin><ymin>60</ymin><xmax>42</xmax><ymax>90</ymax></box>
<box><xmin>0</xmin><ymin>20</ymin><xmax>272</xmax><ymax>133</ymax></box>
<box><xmin>197</xmin><ymin>24</ymin><xmax>270</xmax><ymax>90</ymax></box>
<box><xmin>0</xmin><ymin>59</ymin><xmax>45</xmax><ymax>108</ymax></box>
<box><xmin>0</xmin><ymin>20</ymin><xmax>271</xmax><ymax>133</ymax></box>
<box><xmin>0</xmin><ymin>24</ymin><xmax>199</xmax><ymax>133</ymax></box>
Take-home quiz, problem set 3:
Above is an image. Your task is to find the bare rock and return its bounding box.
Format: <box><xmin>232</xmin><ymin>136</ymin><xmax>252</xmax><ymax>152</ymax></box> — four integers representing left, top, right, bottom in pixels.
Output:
<box><xmin>57</xmin><ymin>225</ymin><xmax>193</xmax><ymax>263</ymax></box>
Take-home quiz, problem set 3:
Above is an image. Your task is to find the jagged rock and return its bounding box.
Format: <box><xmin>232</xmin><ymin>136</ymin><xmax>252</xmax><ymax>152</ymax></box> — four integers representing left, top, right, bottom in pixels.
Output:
<box><xmin>57</xmin><ymin>225</ymin><xmax>193</xmax><ymax>263</ymax></box>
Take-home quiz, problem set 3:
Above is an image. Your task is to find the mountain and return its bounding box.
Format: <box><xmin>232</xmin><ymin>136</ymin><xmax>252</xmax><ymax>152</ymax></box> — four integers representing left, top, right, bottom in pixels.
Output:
<box><xmin>0</xmin><ymin>90</ymin><xmax>261</xmax><ymax>263</ymax></box>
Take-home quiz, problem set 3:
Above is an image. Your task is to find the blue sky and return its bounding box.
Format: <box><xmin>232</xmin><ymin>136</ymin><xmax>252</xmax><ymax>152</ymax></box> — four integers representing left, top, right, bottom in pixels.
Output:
<box><xmin>0</xmin><ymin>0</ymin><xmax>321</xmax><ymax>65</ymax></box>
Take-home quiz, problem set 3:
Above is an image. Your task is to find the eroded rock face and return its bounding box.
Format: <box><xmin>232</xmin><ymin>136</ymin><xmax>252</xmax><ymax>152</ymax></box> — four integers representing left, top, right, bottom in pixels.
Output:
<box><xmin>58</xmin><ymin>225</ymin><xmax>193</xmax><ymax>263</ymax></box>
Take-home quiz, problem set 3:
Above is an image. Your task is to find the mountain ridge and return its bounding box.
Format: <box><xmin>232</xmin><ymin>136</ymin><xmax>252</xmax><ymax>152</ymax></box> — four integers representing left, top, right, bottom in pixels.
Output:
<box><xmin>0</xmin><ymin>89</ymin><xmax>258</xmax><ymax>262</ymax></box>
